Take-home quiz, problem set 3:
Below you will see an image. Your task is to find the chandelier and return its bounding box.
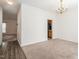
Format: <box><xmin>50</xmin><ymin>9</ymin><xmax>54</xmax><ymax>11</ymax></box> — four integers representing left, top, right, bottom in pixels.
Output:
<box><xmin>57</xmin><ymin>0</ymin><xmax>65</xmax><ymax>14</ymax></box>
<box><xmin>7</xmin><ymin>0</ymin><xmax>14</xmax><ymax>5</ymax></box>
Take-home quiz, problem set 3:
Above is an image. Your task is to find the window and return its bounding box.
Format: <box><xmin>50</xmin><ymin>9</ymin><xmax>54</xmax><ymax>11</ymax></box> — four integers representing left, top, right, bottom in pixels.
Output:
<box><xmin>2</xmin><ymin>23</ymin><xmax>6</xmax><ymax>33</ymax></box>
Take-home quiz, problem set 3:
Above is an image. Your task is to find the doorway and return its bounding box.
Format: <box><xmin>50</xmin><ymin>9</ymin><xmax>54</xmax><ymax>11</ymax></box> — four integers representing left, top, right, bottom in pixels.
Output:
<box><xmin>48</xmin><ymin>20</ymin><xmax>52</xmax><ymax>40</ymax></box>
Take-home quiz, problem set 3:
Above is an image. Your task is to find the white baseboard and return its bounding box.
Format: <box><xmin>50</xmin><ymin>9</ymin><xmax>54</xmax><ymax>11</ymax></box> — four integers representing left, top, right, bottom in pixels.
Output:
<box><xmin>21</xmin><ymin>40</ymin><xmax>47</xmax><ymax>47</ymax></box>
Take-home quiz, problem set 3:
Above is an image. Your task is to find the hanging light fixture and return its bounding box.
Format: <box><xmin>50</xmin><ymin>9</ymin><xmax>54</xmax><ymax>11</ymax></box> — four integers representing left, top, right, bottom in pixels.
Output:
<box><xmin>57</xmin><ymin>0</ymin><xmax>65</xmax><ymax>14</ymax></box>
<box><xmin>6</xmin><ymin>0</ymin><xmax>14</xmax><ymax>5</ymax></box>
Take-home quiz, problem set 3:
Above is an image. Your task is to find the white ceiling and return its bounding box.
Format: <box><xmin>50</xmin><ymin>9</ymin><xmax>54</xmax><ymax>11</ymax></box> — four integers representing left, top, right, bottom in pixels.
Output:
<box><xmin>0</xmin><ymin>0</ymin><xmax>21</xmax><ymax>14</ymax></box>
<box><xmin>0</xmin><ymin>0</ymin><xmax>78</xmax><ymax>15</ymax></box>
<box><xmin>22</xmin><ymin>0</ymin><xmax>78</xmax><ymax>12</ymax></box>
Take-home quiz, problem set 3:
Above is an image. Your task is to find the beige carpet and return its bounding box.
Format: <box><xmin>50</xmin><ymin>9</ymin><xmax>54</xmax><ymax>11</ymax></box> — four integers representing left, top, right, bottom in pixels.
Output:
<box><xmin>22</xmin><ymin>39</ymin><xmax>78</xmax><ymax>59</ymax></box>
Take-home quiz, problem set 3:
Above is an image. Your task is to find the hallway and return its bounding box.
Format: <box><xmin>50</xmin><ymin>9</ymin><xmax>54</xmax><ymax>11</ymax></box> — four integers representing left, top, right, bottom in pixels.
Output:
<box><xmin>0</xmin><ymin>40</ymin><xmax>27</xmax><ymax>59</ymax></box>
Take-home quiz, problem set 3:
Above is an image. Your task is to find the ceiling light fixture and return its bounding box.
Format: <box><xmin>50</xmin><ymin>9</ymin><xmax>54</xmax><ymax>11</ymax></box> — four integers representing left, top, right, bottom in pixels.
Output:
<box><xmin>7</xmin><ymin>0</ymin><xmax>13</xmax><ymax>5</ymax></box>
<box><xmin>56</xmin><ymin>0</ymin><xmax>65</xmax><ymax>14</ymax></box>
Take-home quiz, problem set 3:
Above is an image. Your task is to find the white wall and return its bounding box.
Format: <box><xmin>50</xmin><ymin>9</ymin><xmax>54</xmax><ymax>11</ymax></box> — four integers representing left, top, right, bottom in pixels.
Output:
<box><xmin>0</xmin><ymin>7</ymin><xmax>2</xmax><ymax>45</ymax></box>
<box><xmin>21</xmin><ymin>3</ymin><xmax>77</xmax><ymax>46</ymax></box>
<box><xmin>21</xmin><ymin>4</ymin><xmax>56</xmax><ymax>46</ymax></box>
<box><xmin>54</xmin><ymin>7</ymin><xmax>78</xmax><ymax>43</ymax></box>
<box><xmin>17</xmin><ymin>8</ymin><xmax>21</xmax><ymax>44</ymax></box>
